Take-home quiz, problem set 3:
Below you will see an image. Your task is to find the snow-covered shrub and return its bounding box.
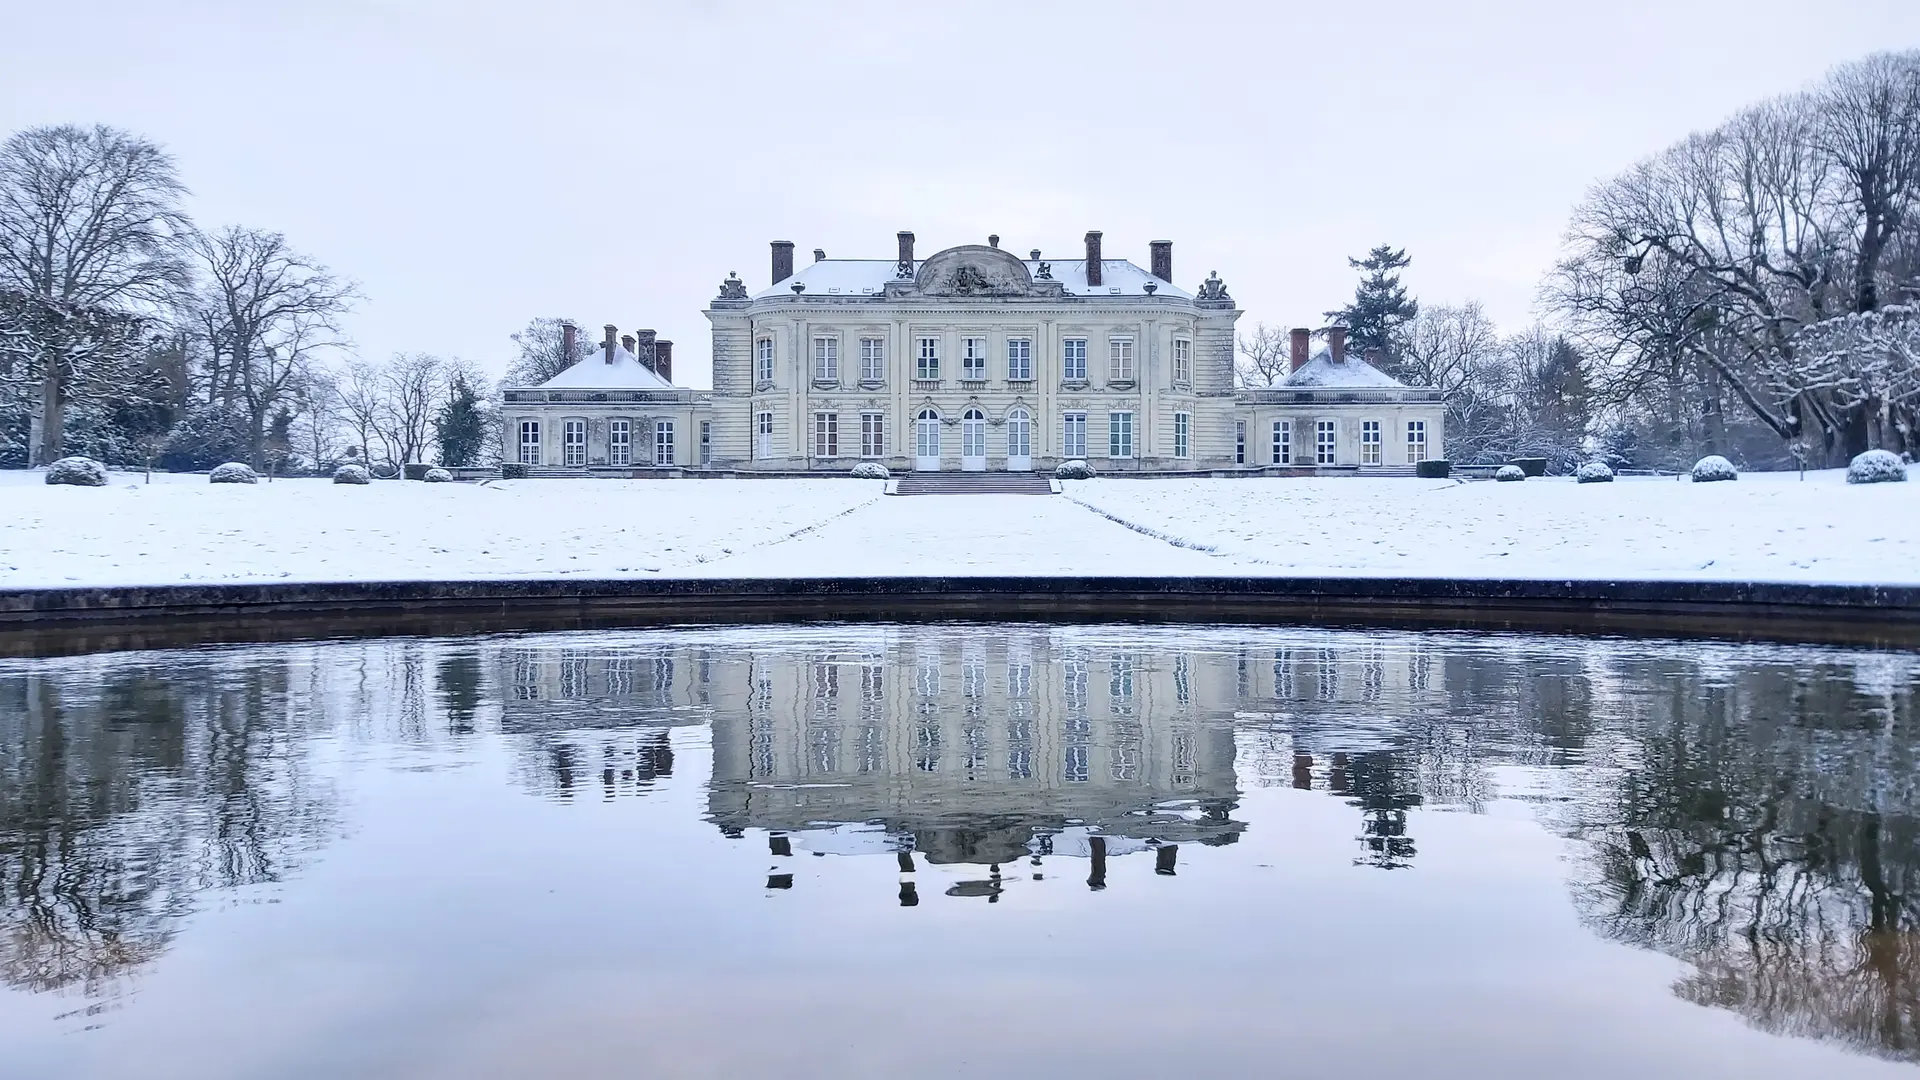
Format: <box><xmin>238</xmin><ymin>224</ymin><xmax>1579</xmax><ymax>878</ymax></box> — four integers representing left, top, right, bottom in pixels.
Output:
<box><xmin>403</xmin><ymin>462</ymin><xmax>431</xmax><ymax>481</ymax></box>
<box><xmin>1846</xmin><ymin>448</ymin><xmax>1907</xmax><ymax>485</ymax></box>
<box><xmin>1414</xmin><ymin>459</ymin><xmax>1450</xmax><ymax>479</ymax></box>
<box><xmin>423</xmin><ymin>467</ymin><xmax>453</xmax><ymax>483</ymax></box>
<box><xmin>1494</xmin><ymin>464</ymin><xmax>1526</xmax><ymax>482</ymax></box>
<box><xmin>1690</xmin><ymin>455</ymin><xmax>1738</xmax><ymax>483</ymax></box>
<box><xmin>1510</xmin><ymin>457</ymin><xmax>1548</xmax><ymax>477</ymax></box>
<box><xmin>1575</xmin><ymin>461</ymin><xmax>1615</xmax><ymax>484</ymax></box>
<box><xmin>1055</xmin><ymin>459</ymin><xmax>1096</xmax><ymax>480</ymax></box>
<box><xmin>44</xmin><ymin>456</ymin><xmax>108</xmax><ymax>486</ymax></box>
<box><xmin>209</xmin><ymin>461</ymin><xmax>258</xmax><ymax>484</ymax></box>
<box><xmin>500</xmin><ymin>462</ymin><xmax>528</xmax><ymax>480</ymax></box>
<box><xmin>333</xmin><ymin>464</ymin><xmax>371</xmax><ymax>485</ymax></box>
<box><xmin>849</xmin><ymin>462</ymin><xmax>889</xmax><ymax>479</ymax></box>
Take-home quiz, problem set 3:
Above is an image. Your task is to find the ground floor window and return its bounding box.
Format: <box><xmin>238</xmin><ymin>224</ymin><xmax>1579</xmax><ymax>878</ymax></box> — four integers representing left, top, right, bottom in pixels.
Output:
<box><xmin>1062</xmin><ymin>412</ymin><xmax>1086</xmax><ymax>458</ymax></box>
<box><xmin>1406</xmin><ymin>420</ymin><xmax>1427</xmax><ymax>463</ymax></box>
<box><xmin>518</xmin><ymin>420</ymin><xmax>540</xmax><ymax>465</ymax></box>
<box><xmin>700</xmin><ymin>420</ymin><xmax>712</xmax><ymax>465</ymax></box>
<box><xmin>814</xmin><ymin>411</ymin><xmax>838</xmax><ymax>458</ymax></box>
<box><xmin>1173</xmin><ymin>412</ymin><xmax>1190</xmax><ymax>458</ymax></box>
<box><xmin>1235</xmin><ymin>420</ymin><xmax>1245</xmax><ymax>465</ymax></box>
<box><xmin>1108</xmin><ymin>411</ymin><xmax>1134</xmax><ymax>459</ymax></box>
<box><xmin>1007</xmin><ymin>409</ymin><xmax>1031</xmax><ymax>458</ymax></box>
<box><xmin>756</xmin><ymin>411</ymin><xmax>774</xmax><ymax>459</ymax></box>
<box><xmin>1361</xmin><ymin>419</ymin><xmax>1381</xmax><ymax>465</ymax></box>
<box><xmin>1316</xmin><ymin>420</ymin><xmax>1337</xmax><ymax>465</ymax></box>
<box><xmin>861</xmin><ymin>411</ymin><xmax>885</xmax><ymax>458</ymax></box>
<box><xmin>608</xmin><ymin>419</ymin><xmax>631</xmax><ymax>466</ymax></box>
<box><xmin>563</xmin><ymin>419</ymin><xmax>586</xmax><ymax>466</ymax></box>
<box><xmin>655</xmin><ymin>420</ymin><xmax>675</xmax><ymax>465</ymax></box>
<box><xmin>1272</xmin><ymin>420</ymin><xmax>1290</xmax><ymax>465</ymax></box>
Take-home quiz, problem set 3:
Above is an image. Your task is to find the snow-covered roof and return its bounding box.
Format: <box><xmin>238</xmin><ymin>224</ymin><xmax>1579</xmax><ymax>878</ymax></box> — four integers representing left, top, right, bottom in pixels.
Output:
<box><xmin>1283</xmin><ymin>349</ymin><xmax>1407</xmax><ymax>388</ymax></box>
<box><xmin>538</xmin><ymin>343</ymin><xmax>676</xmax><ymax>390</ymax></box>
<box><xmin>750</xmin><ymin>258</ymin><xmax>1193</xmax><ymax>300</ymax></box>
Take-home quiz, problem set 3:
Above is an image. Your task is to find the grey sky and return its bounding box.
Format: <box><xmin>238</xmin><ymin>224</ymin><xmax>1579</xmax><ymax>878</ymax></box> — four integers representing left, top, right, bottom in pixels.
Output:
<box><xmin>6</xmin><ymin>0</ymin><xmax>1918</xmax><ymax>389</ymax></box>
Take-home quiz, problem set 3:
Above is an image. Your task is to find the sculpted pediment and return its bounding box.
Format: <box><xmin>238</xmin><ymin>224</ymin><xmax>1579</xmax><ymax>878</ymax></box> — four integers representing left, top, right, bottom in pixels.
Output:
<box><xmin>910</xmin><ymin>246</ymin><xmax>1039</xmax><ymax>298</ymax></box>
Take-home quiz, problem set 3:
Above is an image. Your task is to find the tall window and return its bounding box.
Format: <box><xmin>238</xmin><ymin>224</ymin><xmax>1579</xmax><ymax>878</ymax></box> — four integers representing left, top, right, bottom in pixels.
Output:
<box><xmin>860</xmin><ymin>337</ymin><xmax>885</xmax><ymax>382</ymax></box>
<box><xmin>916</xmin><ymin>336</ymin><xmax>940</xmax><ymax>380</ymax></box>
<box><xmin>1063</xmin><ymin>338</ymin><xmax>1088</xmax><ymax>381</ymax></box>
<box><xmin>1007</xmin><ymin>408</ymin><xmax>1031</xmax><ymax>458</ymax></box>
<box><xmin>1361</xmin><ymin>420</ymin><xmax>1382</xmax><ymax>465</ymax></box>
<box><xmin>813</xmin><ymin>411</ymin><xmax>838</xmax><ymax>458</ymax></box>
<box><xmin>655</xmin><ymin>420</ymin><xmax>675</xmax><ymax>466</ymax></box>
<box><xmin>860</xmin><ymin>411</ymin><xmax>885</xmax><ymax>458</ymax></box>
<box><xmin>1316</xmin><ymin>419</ymin><xmax>1337</xmax><ymax>465</ymax></box>
<box><xmin>562</xmin><ymin>420</ymin><xmax>586</xmax><ymax>467</ymax></box>
<box><xmin>962</xmin><ymin>336</ymin><xmax>986</xmax><ymax>380</ymax></box>
<box><xmin>1108</xmin><ymin>411</ymin><xmax>1134</xmax><ymax>458</ymax></box>
<box><xmin>1406</xmin><ymin>420</ymin><xmax>1428</xmax><ymax>463</ymax></box>
<box><xmin>755</xmin><ymin>411</ymin><xmax>774</xmax><ymax>459</ymax></box>
<box><xmin>699</xmin><ymin>420</ymin><xmax>712</xmax><ymax>465</ymax></box>
<box><xmin>1007</xmin><ymin>338</ymin><xmax>1032</xmax><ymax>381</ymax></box>
<box><xmin>1272</xmin><ymin>420</ymin><xmax>1290</xmax><ymax>464</ymax></box>
<box><xmin>1062</xmin><ymin>411</ymin><xmax>1087</xmax><ymax>458</ymax></box>
<box><xmin>518</xmin><ymin>420</ymin><xmax>540</xmax><ymax>466</ymax></box>
<box><xmin>755</xmin><ymin>338</ymin><xmax>774</xmax><ymax>384</ymax></box>
<box><xmin>813</xmin><ymin>336</ymin><xmax>838</xmax><ymax>381</ymax></box>
<box><xmin>1174</xmin><ymin>412</ymin><xmax>1191</xmax><ymax>458</ymax></box>
<box><xmin>1235</xmin><ymin>420</ymin><xmax>1246</xmax><ymax>465</ymax></box>
<box><xmin>608</xmin><ymin>418</ymin><xmax>631</xmax><ymax>466</ymax></box>
<box><xmin>1173</xmin><ymin>339</ymin><xmax>1192</xmax><ymax>385</ymax></box>
<box><xmin>1108</xmin><ymin>337</ymin><xmax>1135</xmax><ymax>381</ymax></box>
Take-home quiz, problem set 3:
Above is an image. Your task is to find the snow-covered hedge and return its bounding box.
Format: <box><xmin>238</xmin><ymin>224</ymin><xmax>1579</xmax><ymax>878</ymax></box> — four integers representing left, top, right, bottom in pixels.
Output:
<box><xmin>424</xmin><ymin>467</ymin><xmax>453</xmax><ymax>483</ymax></box>
<box><xmin>1055</xmin><ymin>459</ymin><xmax>1096</xmax><ymax>480</ymax></box>
<box><xmin>1846</xmin><ymin>448</ymin><xmax>1907</xmax><ymax>485</ymax></box>
<box><xmin>1414</xmin><ymin>459</ymin><xmax>1451</xmax><ymax>479</ymax></box>
<box><xmin>44</xmin><ymin>456</ymin><xmax>109</xmax><ymax>486</ymax></box>
<box><xmin>849</xmin><ymin>462</ymin><xmax>890</xmax><ymax>480</ymax></box>
<box><xmin>1575</xmin><ymin>461</ymin><xmax>1615</xmax><ymax>484</ymax></box>
<box><xmin>209</xmin><ymin>462</ymin><xmax>258</xmax><ymax>484</ymax></box>
<box><xmin>1495</xmin><ymin>464</ymin><xmax>1526</xmax><ymax>482</ymax></box>
<box><xmin>500</xmin><ymin>463</ymin><xmax>529</xmax><ymax>480</ymax></box>
<box><xmin>1690</xmin><ymin>455</ymin><xmax>1738</xmax><ymax>483</ymax></box>
<box><xmin>332</xmin><ymin>464</ymin><xmax>371</xmax><ymax>485</ymax></box>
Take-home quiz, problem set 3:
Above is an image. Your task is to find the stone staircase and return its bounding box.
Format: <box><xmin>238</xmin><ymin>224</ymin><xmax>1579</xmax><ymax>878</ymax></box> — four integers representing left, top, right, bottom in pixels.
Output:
<box><xmin>892</xmin><ymin>472</ymin><xmax>1056</xmax><ymax>496</ymax></box>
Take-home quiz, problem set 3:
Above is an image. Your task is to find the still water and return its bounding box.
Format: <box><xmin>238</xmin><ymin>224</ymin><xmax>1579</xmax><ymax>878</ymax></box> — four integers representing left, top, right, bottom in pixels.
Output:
<box><xmin>1</xmin><ymin>623</ymin><xmax>1915</xmax><ymax>1078</ymax></box>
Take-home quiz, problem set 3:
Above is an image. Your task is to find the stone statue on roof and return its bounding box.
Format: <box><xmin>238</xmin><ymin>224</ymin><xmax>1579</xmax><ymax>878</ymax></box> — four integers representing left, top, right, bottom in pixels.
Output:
<box><xmin>1196</xmin><ymin>270</ymin><xmax>1232</xmax><ymax>302</ymax></box>
<box><xmin>716</xmin><ymin>271</ymin><xmax>748</xmax><ymax>300</ymax></box>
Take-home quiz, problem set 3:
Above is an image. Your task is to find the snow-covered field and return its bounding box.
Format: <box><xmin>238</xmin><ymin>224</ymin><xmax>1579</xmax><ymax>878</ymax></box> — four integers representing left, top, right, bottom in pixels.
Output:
<box><xmin>1</xmin><ymin>468</ymin><xmax>1915</xmax><ymax>588</ymax></box>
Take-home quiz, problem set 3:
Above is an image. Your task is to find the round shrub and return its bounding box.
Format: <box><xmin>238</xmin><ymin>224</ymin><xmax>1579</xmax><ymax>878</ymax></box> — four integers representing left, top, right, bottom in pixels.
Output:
<box><xmin>423</xmin><ymin>467</ymin><xmax>453</xmax><ymax>483</ymax></box>
<box><xmin>1690</xmin><ymin>455</ymin><xmax>1738</xmax><ymax>483</ymax></box>
<box><xmin>1846</xmin><ymin>449</ymin><xmax>1907</xmax><ymax>485</ymax></box>
<box><xmin>500</xmin><ymin>463</ymin><xmax>529</xmax><ymax>480</ymax></box>
<box><xmin>1495</xmin><ymin>464</ymin><xmax>1526</xmax><ymax>482</ymax></box>
<box><xmin>1054</xmin><ymin>459</ymin><xmax>1096</xmax><ymax>480</ymax></box>
<box><xmin>44</xmin><ymin>456</ymin><xmax>108</xmax><ymax>486</ymax></box>
<box><xmin>332</xmin><ymin>464</ymin><xmax>371</xmax><ymax>485</ymax></box>
<box><xmin>209</xmin><ymin>461</ymin><xmax>259</xmax><ymax>484</ymax></box>
<box><xmin>849</xmin><ymin>462</ymin><xmax>890</xmax><ymax>480</ymax></box>
<box><xmin>1575</xmin><ymin>461</ymin><xmax>1615</xmax><ymax>484</ymax></box>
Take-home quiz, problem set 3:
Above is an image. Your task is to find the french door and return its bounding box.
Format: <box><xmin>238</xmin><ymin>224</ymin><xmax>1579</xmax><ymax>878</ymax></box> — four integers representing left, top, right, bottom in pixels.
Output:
<box><xmin>961</xmin><ymin>409</ymin><xmax>986</xmax><ymax>471</ymax></box>
<box><xmin>915</xmin><ymin>409</ymin><xmax>941</xmax><ymax>471</ymax></box>
<box><xmin>1005</xmin><ymin>409</ymin><xmax>1031</xmax><ymax>471</ymax></box>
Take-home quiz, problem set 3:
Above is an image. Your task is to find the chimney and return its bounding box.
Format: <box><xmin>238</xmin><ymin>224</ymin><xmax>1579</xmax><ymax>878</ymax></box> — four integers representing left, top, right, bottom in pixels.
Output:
<box><xmin>988</xmin><ymin>234</ymin><xmax>999</xmax><ymax>248</ymax></box>
<box><xmin>620</xmin><ymin>334</ymin><xmax>635</xmax><ymax>355</ymax></box>
<box><xmin>602</xmin><ymin>324</ymin><xmax>617</xmax><ymax>364</ymax></box>
<box><xmin>1149</xmin><ymin>240</ymin><xmax>1172</xmax><ymax>282</ymax></box>
<box><xmin>1290</xmin><ymin>328</ymin><xmax>1311</xmax><ymax>372</ymax></box>
<box><xmin>1030</xmin><ymin>248</ymin><xmax>1041</xmax><ymax>260</ymax></box>
<box><xmin>770</xmin><ymin>240</ymin><xmax>795</xmax><ymax>284</ymax></box>
<box><xmin>655</xmin><ymin>340</ymin><xmax>673</xmax><ymax>383</ymax></box>
<box><xmin>1085</xmin><ymin>230</ymin><xmax>1103</xmax><ymax>286</ymax></box>
<box><xmin>635</xmin><ymin>329</ymin><xmax>658</xmax><ymax>372</ymax></box>
<box><xmin>813</xmin><ymin>248</ymin><xmax>826</xmax><ymax>263</ymax></box>
<box><xmin>562</xmin><ymin>322</ymin><xmax>578</xmax><ymax>362</ymax></box>
<box><xmin>1329</xmin><ymin>324</ymin><xmax>1348</xmax><ymax>364</ymax></box>
<box><xmin>897</xmin><ymin>231</ymin><xmax>915</xmax><ymax>266</ymax></box>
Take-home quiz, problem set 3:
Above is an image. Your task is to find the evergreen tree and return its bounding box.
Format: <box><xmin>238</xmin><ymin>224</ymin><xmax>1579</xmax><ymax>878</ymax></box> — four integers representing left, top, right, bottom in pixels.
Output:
<box><xmin>434</xmin><ymin>369</ymin><xmax>489</xmax><ymax>466</ymax></box>
<box><xmin>1326</xmin><ymin>245</ymin><xmax>1419</xmax><ymax>366</ymax></box>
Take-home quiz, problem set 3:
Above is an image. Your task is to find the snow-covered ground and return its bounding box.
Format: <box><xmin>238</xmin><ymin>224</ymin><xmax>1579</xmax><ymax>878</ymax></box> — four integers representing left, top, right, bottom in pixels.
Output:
<box><xmin>0</xmin><ymin>468</ymin><xmax>1914</xmax><ymax>588</ymax></box>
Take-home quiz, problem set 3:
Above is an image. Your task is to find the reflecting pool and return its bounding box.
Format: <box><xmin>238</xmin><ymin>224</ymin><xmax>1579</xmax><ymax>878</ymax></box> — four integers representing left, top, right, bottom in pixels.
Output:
<box><xmin>1</xmin><ymin>624</ymin><xmax>1916</xmax><ymax>1078</ymax></box>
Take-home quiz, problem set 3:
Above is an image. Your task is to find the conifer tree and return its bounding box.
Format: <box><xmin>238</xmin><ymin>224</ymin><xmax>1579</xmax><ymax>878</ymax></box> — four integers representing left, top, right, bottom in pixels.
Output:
<box><xmin>434</xmin><ymin>368</ymin><xmax>489</xmax><ymax>466</ymax></box>
<box><xmin>1326</xmin><ymin>245</ymin><xmax>1419</xmax><ymax>366</ymax></box>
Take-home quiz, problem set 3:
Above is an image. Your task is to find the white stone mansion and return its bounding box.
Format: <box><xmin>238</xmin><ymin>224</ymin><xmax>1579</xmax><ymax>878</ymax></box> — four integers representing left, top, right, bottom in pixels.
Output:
<box><xmin>500</xmin><ymin>232</ymin><xmax>1444</xmax><ymax>474</ymax></box>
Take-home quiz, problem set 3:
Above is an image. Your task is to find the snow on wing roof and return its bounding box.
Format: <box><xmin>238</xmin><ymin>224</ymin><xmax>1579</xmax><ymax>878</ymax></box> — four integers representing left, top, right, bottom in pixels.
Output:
<box><xmin>538</xmin><ymin>344</ymin><xmax>676</xmax><ymax>390</ymax></box>
<box><xmin>1282</xmin><ymin>350</ymin><xmax>1408</xmax><ymax>388</ymax></box>
<box><xmin>749</xmin><ymin>258</ymin><xmax>1194</xmax><ymax>299</ymax></box>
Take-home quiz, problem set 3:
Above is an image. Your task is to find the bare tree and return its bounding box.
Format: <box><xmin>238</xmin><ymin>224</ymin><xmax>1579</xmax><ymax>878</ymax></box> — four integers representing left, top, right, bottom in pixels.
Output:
<box><xmin>1818</xmin><ymin>52</ymin><xmax>1920</xmax><ymax>314</ymax></box>
<box><xmin>1235</xmin><ymin>323</ymin><xmax>1290</xmax><ymax>387</ymax></box>
<box><xmin>291</xmin><ymin>368</ymin><xmax>343</xmax><ymax>471</ymax></box>
<box><xmin>374</xmin><ymin>352</ymin><xmax>443</xmax><ymax>467</ymax></box>
<box><xmin>336</xmin><ymin>359</ymin><xmax>386</xmax><ymax>468</ymax></box>
<box><xmin>0</xmin><ymin>125</ymin><xmax>190</xmax><ymax>463</ymax></box>
<box><xmin>504</xmin><ymin>317</ymin><xmax>589</xmax><ymax>389</ymax></box>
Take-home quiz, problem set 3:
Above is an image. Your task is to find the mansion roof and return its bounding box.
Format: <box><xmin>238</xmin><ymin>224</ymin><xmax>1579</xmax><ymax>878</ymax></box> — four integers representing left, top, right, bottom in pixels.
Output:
<box><xmin>1284</xmin><ymin>350</ymin><xmax>1408</xmax><ymax>389</ymax></box>
<box><xmin>749</xmin><ymin>256</ymin><xmax>1194</xmax><ymax>301</ymax></box>
<box><xmin>538</xmin><ymin>342</ymin><xmax>676</xmax><ymax>391</ymax></box>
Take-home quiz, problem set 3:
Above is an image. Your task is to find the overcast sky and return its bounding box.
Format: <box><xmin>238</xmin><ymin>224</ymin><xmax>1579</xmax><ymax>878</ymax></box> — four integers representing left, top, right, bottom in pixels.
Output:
<box><xmin>6</xmin><ymin>1</ymin><xmax>1919</xmax><ymax>388</ymax></box>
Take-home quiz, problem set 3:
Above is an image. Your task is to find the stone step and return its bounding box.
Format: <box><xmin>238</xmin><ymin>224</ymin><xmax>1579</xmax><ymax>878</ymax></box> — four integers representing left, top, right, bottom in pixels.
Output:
<box><xmin>893</xmin><ymin>472</ymin><xmax>1055</xmax><ymax>496</ymax></box>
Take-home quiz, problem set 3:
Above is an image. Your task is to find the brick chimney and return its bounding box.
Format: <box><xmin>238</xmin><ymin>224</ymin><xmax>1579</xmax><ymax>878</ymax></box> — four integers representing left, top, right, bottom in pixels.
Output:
<box><xmin>771</xmin><ymin>241</ymin><xmax>795</xmax><ymax>284</ymax></box>
<box><xmin>636</xmin><ymin>329</ymin><xmax>658</xmax><ymax>372</ymax></box>
<box><xmin>655</xmin><ymin>340</ymin><xmax>673</xmax><ymax>383</ymax></box>
<box><xmin>562</xmin><ymin>322</ymin><xmax>577</xmax><ymax>363</ymax></box>
<box><xmin>1329</xmin><ymin>324</ymin><xmax>1348</xmax><ymax>364</ymax></box>
<box><xmin>603</xmin><ymin>324</ymin><xmax>617</xmax><ymax>364</ymax></box>
<box><xmin>620</xmin><ymin>333</ymin><xmax>635</xmax><ymax>355</ymax></box>
<box><xmin>813</xmin><ymin>248</ymin><xmax>826</xmax><ymax>263</ymax></box>
<box><xmin>1150</xmin><ymin>240</ymin><xmax>1172</xmax><ymax>282</ymax></box>
<box><xmin>897</xmin><ymin>231</ymin><xmax>914</xmax><ymax>266</ymax></box>
<box><xmin>1085</xmin><ymin>231</ymin><xmax>1103</xmax><ymax>286</ymax></box>
<box><xmin>1290</xmin><ymin>328</ymin><xmax>1311</xmax><ymax>372</ymax></box>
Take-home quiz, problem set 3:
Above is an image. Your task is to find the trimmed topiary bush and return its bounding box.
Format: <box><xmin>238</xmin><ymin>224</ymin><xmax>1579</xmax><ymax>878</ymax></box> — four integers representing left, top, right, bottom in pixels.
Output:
<box><xmin>1054</xmin><ymin>459</ymin><xmax>1095</xmax><ymax>480</ymax></box>
<box><xmin>500</xmin><ymin>463</ymin><xmax>528</xmax><ymax>480</ymax></box>
<box><xmin>424</xmin><ymin>467</ymin><xmax>453</xmax><ymax>483</ymax></box>
<box><xmin>1847</xmin><ymin>449</ymin><xmax>1907</xmax><ymax>484</ymax></box>
<box><xmin>209</xmin><ymin>461</ymin><xmax>258</xmax><ymax>484</ymax></box>
<box><xmin>1495</xmin><ymin>464</ymin><xmax>1526</xmax><ymax>482</ymax></box>
<box><xmin>1690</xmin><ymin>455</ymin><xmax>1738</xmax><ymax>483</ymax></box>
<box><xmin>849</xmin><ymin>462</ymin><xmax>890</xmax><ymax>479</ymax></box>
<box><xmin>332</xmin><ymin>464</ymin><xmax>371</xmax><ymax>485</ymax></box>
<box><xmin>1575</xmin><ymin>461</ymin><xmax>1615</xmax><ymax>484</ymax></box>
<box><xmin>1415</xmin><ymin>459</ymin><xmax>1451</xmax><ymax>479</ymax></box>
<box><xmin>403</xmin><ymin>462</ymin><xmax>431</xmax><ymax>481</ymax></box>
<box><xmin>44</xmin><ymin>456</ymin><xmax>109</xmax><ymax>486</ymax></box>
<box><xmin>1510</xmin><ymin>457</ymin><xmax>1548</xmax><ymax>477</ymax></box>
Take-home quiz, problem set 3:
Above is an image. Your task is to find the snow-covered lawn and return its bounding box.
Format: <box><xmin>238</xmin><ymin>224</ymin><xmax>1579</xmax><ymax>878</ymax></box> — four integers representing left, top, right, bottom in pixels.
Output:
<box><xmin>1</xmin><ymin>467</ymin><xmax>1915</xmax><ymax>588</ymax></box>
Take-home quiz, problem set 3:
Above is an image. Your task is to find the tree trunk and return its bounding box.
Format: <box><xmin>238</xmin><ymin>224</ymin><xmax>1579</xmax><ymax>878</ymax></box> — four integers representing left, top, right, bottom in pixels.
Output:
<box><xmin>37</xmin><ymin>366</ymin><xmax>62</xmax><ymax>465</ymax></box>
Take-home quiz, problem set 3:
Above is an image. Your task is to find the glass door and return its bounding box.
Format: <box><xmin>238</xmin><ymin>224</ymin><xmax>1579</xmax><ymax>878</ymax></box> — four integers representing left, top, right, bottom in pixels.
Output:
<box><xmin>961</xmin><ymin>409</ymin><xmax>986</xmax><ymax>471</ymax></box>
<box><xmin>1005</xmin><ymin>409</ymin><xmax>1031</xmax><ymax>471</ymax></box>
<box><xmin>915</xmin><ymin>409</ymin><xmax>941</xmax><ymax>471</ymax></box>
